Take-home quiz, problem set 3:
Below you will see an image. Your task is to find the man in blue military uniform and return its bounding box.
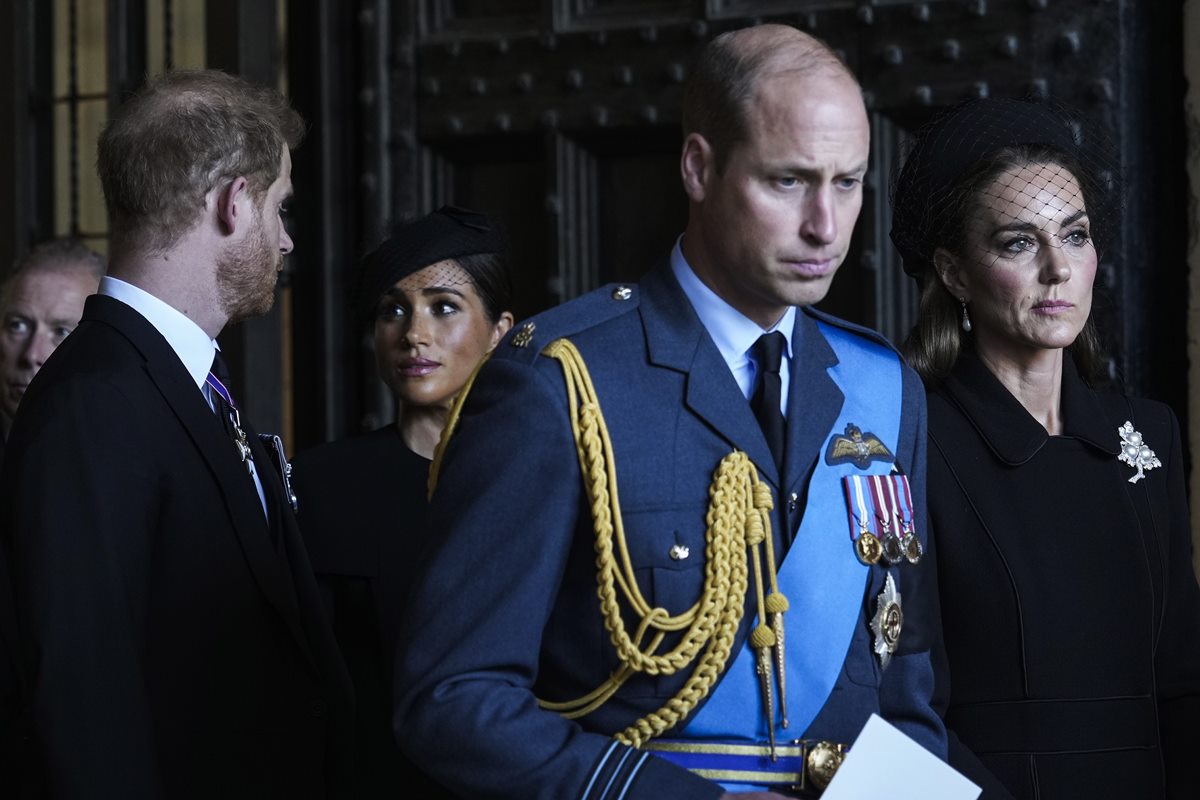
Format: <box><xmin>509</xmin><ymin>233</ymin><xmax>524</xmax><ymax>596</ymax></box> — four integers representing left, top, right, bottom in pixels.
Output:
<box><xmin>394</xmin><ymin>24</ymin><xmax>946</xmax><ymax>799</ymax></box>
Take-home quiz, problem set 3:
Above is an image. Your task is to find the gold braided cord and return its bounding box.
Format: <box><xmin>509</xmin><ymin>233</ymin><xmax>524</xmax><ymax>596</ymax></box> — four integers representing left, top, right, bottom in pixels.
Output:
<box><xmin>424</xmin><ymin>335</ymin><xmax>788</xmax><ymax>746</ymax></box>
<box><xmin>538</xmin><ymin>337</ymin><xmax>778</xmax><ymax>747</ymax></box>
<box><xmin>427</xmin><ymin>352</ymin><xmax>493</xmax><ymax>501</ymax></box>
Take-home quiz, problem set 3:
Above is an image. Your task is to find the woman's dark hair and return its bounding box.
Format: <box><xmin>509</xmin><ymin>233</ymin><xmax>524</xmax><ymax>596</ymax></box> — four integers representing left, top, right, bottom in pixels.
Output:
<box><xmin>901</xmin><ymin>143</ymin><xmax>1106</xmax><ymax>386</ymax></box>
<box><xmin>454</xmin><ymin>251</ymin><xmax>512</xmax><ymax>323</ymax></box>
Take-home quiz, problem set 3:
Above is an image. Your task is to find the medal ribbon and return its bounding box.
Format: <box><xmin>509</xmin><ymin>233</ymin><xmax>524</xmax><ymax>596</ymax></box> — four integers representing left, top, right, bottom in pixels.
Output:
<box><xmin>890</xmin><ymin>476</ymin><xmax>914</xmax><ymax>534</ymax></box>
<box><xmin>841</xmin><ymin>475</ymin><xmax>873</xmax><ymax>542</ymax></box>
<box><xmin>205</xmin><ymin>371</ymin><xmax>238</xmax><ymax>411</ymax></box>
<box><xmin>868</xmin><ymin>475</ymin><xmax>892</xmax><ymax>535</ymax></box>
<box><xmin>853</xmin><ymin>476</ymin><xmax>871</xmax><ymax>539</ymax></box>
<box><xmin>883</xmin><ymin>477</ymin><xmax>907</xmax><ymax>535</ymax></box>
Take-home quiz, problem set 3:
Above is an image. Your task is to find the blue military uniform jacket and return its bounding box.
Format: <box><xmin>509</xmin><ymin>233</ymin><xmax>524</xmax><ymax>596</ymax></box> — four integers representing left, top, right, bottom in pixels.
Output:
<box><xmin>394</xmin><ymin>265</ymin><xmax>945</xmax><ymax>799</ymax></box>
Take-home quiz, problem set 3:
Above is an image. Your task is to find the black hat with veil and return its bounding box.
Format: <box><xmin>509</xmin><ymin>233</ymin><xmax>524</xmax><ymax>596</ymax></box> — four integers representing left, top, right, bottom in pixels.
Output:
<box><xmin>889</xmin><ymin>97</ymin><xmax>1117</xmax><ymax>384</ymax></box>
<box><xmin>356</xmin><ymin>205</ymin><xmax>506</xmax><ymax>322</ymax></box>
<box><xmin>889</xmin><ymin>97</ymin><xmax>1116</xmax><ymax>280</ymax></box>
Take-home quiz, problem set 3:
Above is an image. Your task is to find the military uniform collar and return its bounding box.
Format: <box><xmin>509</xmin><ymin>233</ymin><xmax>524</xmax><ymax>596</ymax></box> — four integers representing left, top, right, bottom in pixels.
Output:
<box><xmin>669</xmin><ymin>238</ymin><xmax>796</xmax><ymax>370</ymax></box>
<box><xmin>938</xmin><ymin>349</ymin><xmax>1118</xmax><ymax>465</ymax></box>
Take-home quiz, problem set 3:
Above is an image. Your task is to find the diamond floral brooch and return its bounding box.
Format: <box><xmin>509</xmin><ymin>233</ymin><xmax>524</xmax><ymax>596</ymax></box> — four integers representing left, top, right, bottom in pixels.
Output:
<box><xmin>1118</xmin><ymin>421</ymin><xmax>1161</xmax><ymax>484</ymax></box>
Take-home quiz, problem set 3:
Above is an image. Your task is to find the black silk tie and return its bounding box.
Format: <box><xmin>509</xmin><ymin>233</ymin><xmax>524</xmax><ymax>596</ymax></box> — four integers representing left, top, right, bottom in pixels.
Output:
<box><xmin>750</xmin><ymin>332</ymin><xmax>787</xmax><ymax>472</ymax></box>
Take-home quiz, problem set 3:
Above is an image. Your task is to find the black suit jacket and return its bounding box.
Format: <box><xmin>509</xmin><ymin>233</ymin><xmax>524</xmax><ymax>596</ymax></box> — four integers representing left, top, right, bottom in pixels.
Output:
<box><xmin>0</xmin><ymin>295</ymin><xmax>354</xmax><ymax>799</ymax></box>
<box><xmin>0</xmin><ymin>510</ymin><xmax>27</xmax><ymax>796</ymax></box>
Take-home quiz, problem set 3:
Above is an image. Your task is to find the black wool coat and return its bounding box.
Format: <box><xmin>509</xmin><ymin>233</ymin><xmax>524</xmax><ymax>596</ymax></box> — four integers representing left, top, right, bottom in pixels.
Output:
<box><xmin>292</xmin><ymin>426</ymin><xmax>455</xmax><ymax>799</ymax></box>
<box><xmin>927</xmin><ymin>351</ymin><xmax>1200</xmax><ymax>800</ymax></box>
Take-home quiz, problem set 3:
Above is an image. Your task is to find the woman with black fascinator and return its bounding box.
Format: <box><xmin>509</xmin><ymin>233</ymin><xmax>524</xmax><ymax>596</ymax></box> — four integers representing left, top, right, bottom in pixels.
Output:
<box><xmin>892</xmin><ymin>98</ymin><xmax>1200</xmax><ymax>799</ymax></box>
<box><xmin>291</xmin><ymin>206</ymin><xmax>514</xmax><ymax>798</ymax></box>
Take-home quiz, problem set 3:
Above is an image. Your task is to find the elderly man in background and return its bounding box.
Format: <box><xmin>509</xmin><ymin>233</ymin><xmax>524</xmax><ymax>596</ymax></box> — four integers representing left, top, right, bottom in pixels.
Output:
<box><xmin>0</xmin><ymin>238</ymin><xmax>104</xmax><ymax>456</ymax></box>
<box><xmin>0</xmin><ymin>237</ymin><xmax>102</xmax><ymax>794</ymax></box>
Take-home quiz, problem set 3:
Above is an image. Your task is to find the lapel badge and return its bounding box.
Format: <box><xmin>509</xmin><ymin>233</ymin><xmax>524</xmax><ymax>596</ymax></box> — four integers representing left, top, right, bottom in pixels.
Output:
<box><xmin>1118</xmin><ymin>421</ymin><xmax>1161</xmax><ymax>484</ymax></box>
<box><xmin>511</xmin><ymin>321</ymin><xmax>536</xmax><ymax>348</ymax></box>
<box><xmin>825</xmin><ymin>423</ymin><xmax>894</xmax><ymax>469</ymax></box>
<box><xmin>612</xmin><ymin>285</ymin><xmax>633</xmax><ymax>300</ymax></box>
<box><xmin>871</xmin><ymin>572</ymin><xmax>903</xmax><ymax>669</ymax></box>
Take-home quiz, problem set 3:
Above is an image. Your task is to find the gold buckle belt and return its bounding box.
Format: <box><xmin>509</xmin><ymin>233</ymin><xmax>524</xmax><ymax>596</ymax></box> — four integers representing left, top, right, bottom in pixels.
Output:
<box><xmin>641</xmin><ymin>738</ymin><xmax>848</xmax><ymax>794</ymax></box>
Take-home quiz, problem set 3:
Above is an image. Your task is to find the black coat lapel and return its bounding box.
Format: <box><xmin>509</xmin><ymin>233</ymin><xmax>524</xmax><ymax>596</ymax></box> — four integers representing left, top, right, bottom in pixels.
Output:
<box><xmin>639</xmin><ymin>267</ymin><xmax>780</xmax><ymax>485</ymax></box>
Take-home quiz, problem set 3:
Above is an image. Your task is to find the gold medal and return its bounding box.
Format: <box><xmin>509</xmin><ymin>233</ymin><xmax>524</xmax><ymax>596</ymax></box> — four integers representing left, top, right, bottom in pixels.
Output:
<box><xmin>855</xmin><ymin>531</ymin><xmax>882</xmax><ymax>565</ymax></box>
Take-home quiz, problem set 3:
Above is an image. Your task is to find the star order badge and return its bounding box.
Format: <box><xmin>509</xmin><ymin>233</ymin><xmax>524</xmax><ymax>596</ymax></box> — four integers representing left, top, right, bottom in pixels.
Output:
<box><xmin>1117</xmin><ymin>421</ymin><xmax>1161</xmax><ymax>484</ymax></box>
<box><xmin>871</xmin><ymin>573</ymin><xmax>903</xmax><ymax>669</ymax></box>
<box><xmin>825</xmin><ymin>423</ymin><xmax>894</xmax><ymax>469</ymax></box>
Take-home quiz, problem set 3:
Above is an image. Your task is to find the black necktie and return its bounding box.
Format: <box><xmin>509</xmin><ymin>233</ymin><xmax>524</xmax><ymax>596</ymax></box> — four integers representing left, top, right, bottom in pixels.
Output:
<box><xmin>750</xmin><ymin>332</ymin><xmax>787</xmax><ymax>472</ymax></box>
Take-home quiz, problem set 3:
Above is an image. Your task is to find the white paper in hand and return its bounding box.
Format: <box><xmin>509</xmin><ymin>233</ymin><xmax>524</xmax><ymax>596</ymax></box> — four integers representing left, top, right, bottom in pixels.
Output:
<box><xmin>820</xmin><ymin>714</ymin><xmax>980</xmax><ymax>800</ymax></box>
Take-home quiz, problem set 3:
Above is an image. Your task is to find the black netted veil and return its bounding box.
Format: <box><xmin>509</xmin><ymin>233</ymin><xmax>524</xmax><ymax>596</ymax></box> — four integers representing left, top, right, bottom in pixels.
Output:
<box><xmin>890</xmin><ymin>97</ymin><xmax>1117</xmax><ymax>280</ymax></box>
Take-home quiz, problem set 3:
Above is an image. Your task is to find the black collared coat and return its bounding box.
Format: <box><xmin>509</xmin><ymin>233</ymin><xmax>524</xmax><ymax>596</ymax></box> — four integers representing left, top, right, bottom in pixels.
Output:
<box><xmin>928</xmin><ymin>351</ymin><xmax>1200</xmax><ymax>799</ymax></box>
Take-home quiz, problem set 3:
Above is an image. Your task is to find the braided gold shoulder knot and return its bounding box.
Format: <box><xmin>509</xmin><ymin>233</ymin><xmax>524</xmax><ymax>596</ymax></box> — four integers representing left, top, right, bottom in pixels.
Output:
<box><xmin>539</xmin><ymin>339</ymin><xmax>790</xmax><ymax>751</ymax></box>
<box><xmin>428</xmin><ymin>338</ymin><xmax>790</xmax><ymax>750</ymax></box>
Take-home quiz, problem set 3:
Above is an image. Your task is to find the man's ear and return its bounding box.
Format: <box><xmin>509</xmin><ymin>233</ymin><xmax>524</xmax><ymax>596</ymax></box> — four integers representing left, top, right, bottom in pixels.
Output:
<box><xmin>214</xmin><ymin>176</ymin><xmax>250</xmax><ymax>236</ymax></box>
<box><xmin>680</xmin><ymin>133</ymin><xmax>715</xmax><ymax>203</ymax></box>
<box><xmin>933</xmin><ymin>248</ymin><xmax>969</xmax><ymax>300</ymax></box>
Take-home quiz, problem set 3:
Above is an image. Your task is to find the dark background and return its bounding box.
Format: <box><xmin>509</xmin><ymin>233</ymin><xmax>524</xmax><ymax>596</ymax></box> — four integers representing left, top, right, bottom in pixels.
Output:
<box><xmin>0</xmin><ymin>0</ymin><xmax>1187</xmax><ymax>457</ymax></box>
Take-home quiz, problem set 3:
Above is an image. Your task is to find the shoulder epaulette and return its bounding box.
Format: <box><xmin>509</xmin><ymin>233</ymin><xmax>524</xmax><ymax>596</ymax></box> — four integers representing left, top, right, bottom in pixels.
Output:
<box><xmin>497</xmin><ymin>282</ymin><xmax>641</xmax><ymax>364</ymax></box>
<box><xmin>803</xmin><ymin>306</ymin><xmax>901</xmax><ymax>357</ymax></box>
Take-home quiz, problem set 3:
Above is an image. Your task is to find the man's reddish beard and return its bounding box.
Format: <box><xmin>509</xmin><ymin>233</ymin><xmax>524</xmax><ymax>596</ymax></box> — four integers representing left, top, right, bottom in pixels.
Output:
<box><xmin>217</xmin><ymin>216</ymin><xmax>281</xmax><ymax>325</ymax></box>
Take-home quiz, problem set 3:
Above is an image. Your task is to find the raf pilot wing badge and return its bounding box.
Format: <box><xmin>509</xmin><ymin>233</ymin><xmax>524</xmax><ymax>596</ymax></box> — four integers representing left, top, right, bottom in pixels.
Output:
<box><xmin>825</xmin><ymin>423</ymin><xmax>894</xmax><ymax>469</ymax></box>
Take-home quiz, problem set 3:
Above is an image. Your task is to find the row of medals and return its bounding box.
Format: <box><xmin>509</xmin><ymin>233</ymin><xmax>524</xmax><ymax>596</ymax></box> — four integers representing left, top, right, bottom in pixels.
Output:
<box><xmin>855</xmin><ymin>523</ymin><xmax>922</xmax><ymax>566</ymax></box>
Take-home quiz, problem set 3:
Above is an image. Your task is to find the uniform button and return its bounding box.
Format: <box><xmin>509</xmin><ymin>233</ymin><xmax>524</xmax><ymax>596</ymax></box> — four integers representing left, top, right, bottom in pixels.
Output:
<box><xmin>787</xmin><ymin>492</ymin><xmax>798</xmax><ymax>512</ymax></box>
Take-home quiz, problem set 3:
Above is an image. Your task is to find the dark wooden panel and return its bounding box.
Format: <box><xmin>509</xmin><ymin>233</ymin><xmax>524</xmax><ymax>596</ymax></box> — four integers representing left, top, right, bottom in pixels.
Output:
<box><xmin>556</xmin><ymin>0</ymin><xmax>694</xmax><ymax>30</ymax></box>
<box><xmin>419</xmin><ymin>0</ymin><xmax>542</xmax><ymax>38</ymax></box>
<box><xmin>424</xmin><ymin>135</ymin><xmax>552</xmax><ymax>321</ymax></box>
<box><xmin>585</xmin><ymin>127</ymin><xmax>685</xmax><ymax>284</ymax></box>
<box><xmin>321</xmin><ymin>0</ymin><xmax>1186</xmax><ymax>441</ymax></box>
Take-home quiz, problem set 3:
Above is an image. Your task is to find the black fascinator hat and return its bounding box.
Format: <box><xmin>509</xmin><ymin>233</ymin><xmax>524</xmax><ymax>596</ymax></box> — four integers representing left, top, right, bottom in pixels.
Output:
<box><xmin>357</xmin><ymin>205</ymin><xmax>505</xmax><ymax>320</ymax></box>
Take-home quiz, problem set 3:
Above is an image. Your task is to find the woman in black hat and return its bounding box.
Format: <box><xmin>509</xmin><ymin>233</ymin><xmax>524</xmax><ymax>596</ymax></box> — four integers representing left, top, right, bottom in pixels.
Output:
<box><xmin>891</xmin><ymin>99</ymin><xmax>1200</xmax><ymax>800</ymax></box>
<box><xmin>291</xmin><ymin>206</ymin><xmax>513</xmax><ymax>798</ymax></box>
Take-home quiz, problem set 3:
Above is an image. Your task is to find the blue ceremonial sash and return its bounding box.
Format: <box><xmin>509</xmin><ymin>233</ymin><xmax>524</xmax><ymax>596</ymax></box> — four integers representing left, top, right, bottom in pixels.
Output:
<box><xmin>678</xmin><ymin>323</ymin><xmax>902</xmax><ymax>778</ymax></box>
